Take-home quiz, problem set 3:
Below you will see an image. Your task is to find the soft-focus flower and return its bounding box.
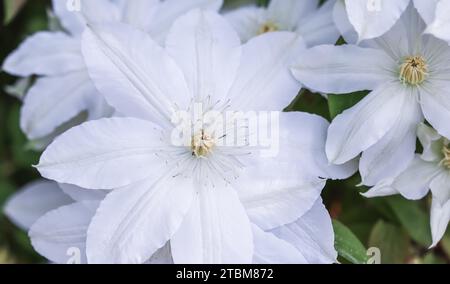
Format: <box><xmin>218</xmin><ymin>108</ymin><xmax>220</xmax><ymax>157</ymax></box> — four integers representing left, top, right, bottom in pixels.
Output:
<box><xmin>4</xmin><ymin>179</ymin><xmax>171</xmax><ymax>263</ymax></box>
<box><xmin>292</xmin><ymin>5</ymin><xmax>450</xmax><ymax>186</ymax></box>
<box><xmin>34</xmin><ymin>10</ymin><xmax>355</xmax><ymax>264</ymax></box>
<box><xmin>2</xmin><ymin>0</ymin><xmax>222</xmax><ymax>146</ymax></box>
<box><xmin>225</xmin><ymin>0</ymin><xmax>339</xmax><ymax>46</ymax></box>
<box><xmin>364</xmin><ymin>123</ymin><xmax>450</xmax><ymax>247</ymax></box>
<box><xmin>333</xmin><ymin>0</ymin><xmax>440</xmax><ymax>42</ymax></box>
<box><xmin>426</xmin><ymin>0</ymin><xmax>450</xmax><ymax>45</ymax></box>
<box><xmin>4</xmin><ymin>180</ymin><xmax>74</xmax><ymax>231</ymax></box>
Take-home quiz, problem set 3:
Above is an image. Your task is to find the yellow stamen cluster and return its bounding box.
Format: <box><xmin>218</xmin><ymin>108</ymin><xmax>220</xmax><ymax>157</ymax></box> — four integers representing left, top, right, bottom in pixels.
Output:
<box><xmin>441</xmin><ymin>144</ymin><xmax>450</xmax><ymax>170</ymax></box>
<box><xmin>258</xmin><ymin>21</ymin><xmax>279</xmax><ymax>35</ymax></box>
<box><xmin>191</xmin><ymin>130</ymin><xmax>215</xmax><ymax>158</ymax></box>
<box><xmin>399</xmin><ymin>56</ymin><xmax>428</xmax><ymax>85</ymax></box>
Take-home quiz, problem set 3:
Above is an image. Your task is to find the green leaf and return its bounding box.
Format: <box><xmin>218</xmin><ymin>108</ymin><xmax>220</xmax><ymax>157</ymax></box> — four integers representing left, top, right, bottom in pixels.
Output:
<box><xmin>422</xmin><ymin>252</ymin><xmax>446</xmax><ymax>264</ymax></box>
<box><xmin>285</xmin><ymin>89</ymin><xmax>330</xmax><ymax>120</ymax></box>
<box><xmin>328</xmin><ymin>91</ymin><xmax>368</xmax><ymax>120</ymax></box>
<box><xmin>4</xmin><ymin>0</ymin><xmax>27</xmax><ymax>25</ymax></box>
<box><xmin>440</xmin><ymin>229</ymin><xmax>450</xmax><ymax>259</ymax></box>
<box><xmin>386</xmin><ymin>196</ymin><xmax>432</xmax><ymax>247</ymax></box>
<box><xmin>0</xmin><ymin>180</ymin><xmax>15</xmax><ymax>207</ymax></box>
<box><xmin>222</xmin><ymin>0</ymin><xmax>258</xmax><ymax>10</ymax></box>
<box><xmin>368</xmin><ymin>220</ymin><xmax>410</xmax><ymax>264</ymax></box>
<box><xmin>333</xmin><ymin>220</ymin><xmax>369</xmax><ymax>264</ymax></box>
<box><xmin>7</xmin><ymin>104</ymin><xmax>40</xmax><ymax>168</ymax></box>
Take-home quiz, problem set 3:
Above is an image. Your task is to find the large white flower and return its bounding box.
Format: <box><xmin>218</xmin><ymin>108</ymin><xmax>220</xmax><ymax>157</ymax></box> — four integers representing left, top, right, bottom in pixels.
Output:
<box><xmin>291</xmin><ymin>5</ymin><xmax>450</xmax><ymax>187</ymax></box>
<box><xmin>426</xmin><ymin>0</ymin><xmax>450</xmax><ymax>45</ymax></box>
<box><xmin>34</xmin><ymin>10</ymin><xmax>356</xmax><ymax>264</ymax></box>
<box><xmin>364</xmin><ymin>124</ymin><xmax>450</xmax><ymax>247</ymax></box>
<box><xmin>333</xmin><ymin>0</ymin><xmax>440</xmax><ymax>42</ymax></box>
<box><xmin>225</xmin><ymin>0</ymin><xmax>340</xmax><ymax>46</ymax></box>
<box><xmin>2</xmin><ymin>0</ymin><xmax>222</xmax><ymax>145</ymax></box>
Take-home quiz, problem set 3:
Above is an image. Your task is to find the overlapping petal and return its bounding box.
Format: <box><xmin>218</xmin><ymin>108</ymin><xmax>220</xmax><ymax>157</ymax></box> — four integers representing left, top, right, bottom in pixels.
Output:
<box><xmin>86</xmin><ymin>176</ymin><xmax>195</xmax><ymax>264</ymax></box>
<box><xmin>2</xmin><ymin>32</ymin><xmax>84</xmax><ymax>77</ymax></box>
<box><xmin>170</xmin><ymin>184</ymin><xmax>253</xmax><ymax>264</ymax></box>
<box><xmin>291</xmin><ymin>45</ymin><xmax>396</xmax><ymax>94</ymax></box>
<box><xmin>326</xmin><ymin>82</ymin><xmax>409</xmax><ymax>164</ymax></box>
<box><xmin>4</xmin><ymin>180</ymin><xmax>73</xmax><ymax>231</ymax></box>
<box><xmin>29</xmin><ymin>201</ymin><xmax>99</xmax><ymax>264</ymax></box>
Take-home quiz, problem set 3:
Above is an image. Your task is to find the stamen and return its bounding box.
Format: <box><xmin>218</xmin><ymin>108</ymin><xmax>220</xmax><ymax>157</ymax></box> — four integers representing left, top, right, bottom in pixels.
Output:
<box><xmin>191</xmin><ymin>130</ymin><xmax>215</xmax><ymax>158</ymax></box>
<box><xmin>441</xmin><ymin>143</ymin><xmax>450</xmax><ymax>170</ymax></box>
<box><xmin>258</xmin><ymin>21</ymin><xmax>279</xmax><ymax>35</ymax></box>
<box><xmin>399</xmin><ymin>56</ymin><xmax>428</xmax><ymax>86</ymax></box>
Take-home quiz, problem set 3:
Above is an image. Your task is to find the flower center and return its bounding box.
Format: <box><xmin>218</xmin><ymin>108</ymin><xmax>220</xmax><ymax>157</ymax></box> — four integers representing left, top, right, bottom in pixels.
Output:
<box><xmin>441</xmin><ymin>143</ymin><xmax>450</xmax><ymax>170</ymax></box>
<box><xmin>191</xmin><ymin>130</ymin><xmax>215</xmax><ymax>158</ymax></box>
<box><xmin>399</xmin><ymin>56</ymin><xmax>428</xmax><ymax>85</ymax></box>
<box><xmin>258</xmin><ymin>21</ymin><xmax>279</xmax><ymax>35</ymax></box>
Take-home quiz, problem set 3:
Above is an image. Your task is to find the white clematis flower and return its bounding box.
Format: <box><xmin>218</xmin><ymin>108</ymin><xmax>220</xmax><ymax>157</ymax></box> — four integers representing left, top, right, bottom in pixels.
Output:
<box><xmin>35</xmin><ymin>10</ymin><xmax>355</xmax><ymax>264</ymax></box>
<box><xmin>292</xmin><ymin>5</ymin><xmax>450</xmax><ymax>186</ymax></box>
<box><xmin>2</xmin><ymin>0</ymin><xmax>222</xmax><ymax>145</ymax></box>
<box><xmin>364</xmin><ymin>123</ymin><xmax>450</xmax><ymax>247</ymax></box>
<box><xmin>225</xmin><ymin>0</ymin><xmax>340</xmax><ymax>46</ymax></box>
<box><xmin>426</xmin><ymin>0</ymin><xmax>450</xmax><ymax>45</ymax></box>
<box><xmin>333</xmin><ymin>0</ymin><xmax>440</xmax><ymax>42</ymax></box>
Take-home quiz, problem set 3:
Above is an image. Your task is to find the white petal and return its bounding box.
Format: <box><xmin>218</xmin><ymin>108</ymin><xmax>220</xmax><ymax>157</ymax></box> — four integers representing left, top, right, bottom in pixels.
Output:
<box><xmin>37</xmin><ymin>118</ymin><xmax>168</xmax><ymax>190</ymax></box>
<box><xmin>392</xmin><ymin>156</ymin><xmax>441</xmax><ymax>200</ymax></box>
<box><xmin>430</xmin><ymin>194</ymin><xmax>450</xmax><ymax>247</ymax></box>
<box><xmin>20</xmin><ymin>72</ymin><xmax>98</xmax><ymax>140</ymax></box>
<box><xmin>278</xmin><ymin>112</ymin><xmax>358</xmax><ymax>180</ymax></box>
<box><xmin>52</xmin><ymin>0</ymin><xmax>85</xmax><ymax>35</ymax></box>
<box><xmin>80</xmin><ymin>0</ymin><xmax>121</xmax><ymax>25</ymax></box>
<box><xmin>297</xmin><ymin>0</ymin><xmax>340</xmax><ymax>47</ymax></box>
<box><xmin>170</xmin><ymin>184</ymin><xmax>253</xmax><ymax>264</ymax></box>
<box><xmin>365</xmin><ymin>5</ymin><xmax>426</xmax><ymax>59</ymax></box>
<box><xmin>326</xmin><ymin>82</ymin><xmax>409</xmax><ymax>164</ymax></box>
<box><xmin>420</xmin><ymin>81</ymin><xmax>450</xmax><ymax>139</ymax></box>
<box><xmin>268</xmin><ymin>0</ymin><xmax>319</xmax><ymax>31</ymax></box>
<box><xmin>429</xmin><ymin>171</ymin><xmax>450</xmax><ymax>207</ymax></box>
<box><xmin>291</xmin><ymin>45</ymin><xmax>395</xmax><ymax>94</ymax></box>
<box><xmin>59</xmin><ymin>183</ymin><xmax>107</xmax><ymax>202</ymax></box>
<box><xmin>360</xmin><ymin>92</ymin><xmax>423</xmax><ymax>186</ymax></box>
<box><xmin>2</xmin><ymin>32</ymin><xmax>84</xmax><ymax>77</ymax></box>
<box><xmin>229</xmin><ymin>32</ymin><xmax>305</xmax><ymax>111</ymax></box>
<box><xmin>147</xmin><ymin>0</ymin><xmax>223</xmax><ymax>42</ymax></box>
<box><xmin>120</xmin><ymin>0</ymin><xmax>159</xmax><ymax>31</ymax></box>
<box><xmin>252</xmin><ymin>225</ymin><xmax>307</xmax><ymax>264</ymax></box>
<box><xmin>4</xmin><ymin>180</ymin><xmax>73</xmax><ymax>231</ymax></box>
<box><xmin>362</xmin><ymin>178</ymin><xmax>399</xmax><ymax>198</ymax></box>
<box><xmin>425</xmin><ymin>0</ymin><xmax>450</xmax><ymax>43</ymax></box>
<box><xmin>345</xmin><ymin>0</ymin><xmax>410</xmax><ymax>41</ymax></box>
<box><xmin>417</xmin><ymin>123</ymin><xmax>443</xmax><ymax>163</ymax></box>
<box><xmin>332</xmin><ymin>0</ymin><xmax>358</xmax><ymax>44</ymax></box>
<box><xmin>87</xmin><ymin>175</ymin><xmax>195</xmax><ymax>264</ymax></box>
<box><xmin>225</xmin><ymin>6</ymin><xmax>266</xmax><ymax>43</ymax></box>
<box><xmin>413</xmin><ymin>0</ymin><xmax>439</xmax><ymax>24</ymax></box>
<box><xmin>82</xmin><ymin>23</ymin><xmax>190</xmax><ymax>125</ymax></box>
<box><xmin>238</xmin><ymin>161</ymin><xmax>325</xmax><ymax>231</ymax></box>
<box><xmin>165</xmin><ymin>9</ymin><xmax>241</xmax><ymax>103</ymax></box>
<box><xmin>29</xmin><ymin>201</ymin><xmax>99</xmax><ymax>264</ymax></box>
<box><xmin>270</xmin><ymin>198</ymin><xmax>338</xmax><ymax>264</ymax></box>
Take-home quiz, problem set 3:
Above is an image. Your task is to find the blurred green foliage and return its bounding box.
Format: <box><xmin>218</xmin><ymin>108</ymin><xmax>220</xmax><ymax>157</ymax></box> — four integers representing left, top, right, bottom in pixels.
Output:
<box><xmin>0</xmin><ymin>0</ymin><xmax>449</xmax><ymax>264</ymax></box>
